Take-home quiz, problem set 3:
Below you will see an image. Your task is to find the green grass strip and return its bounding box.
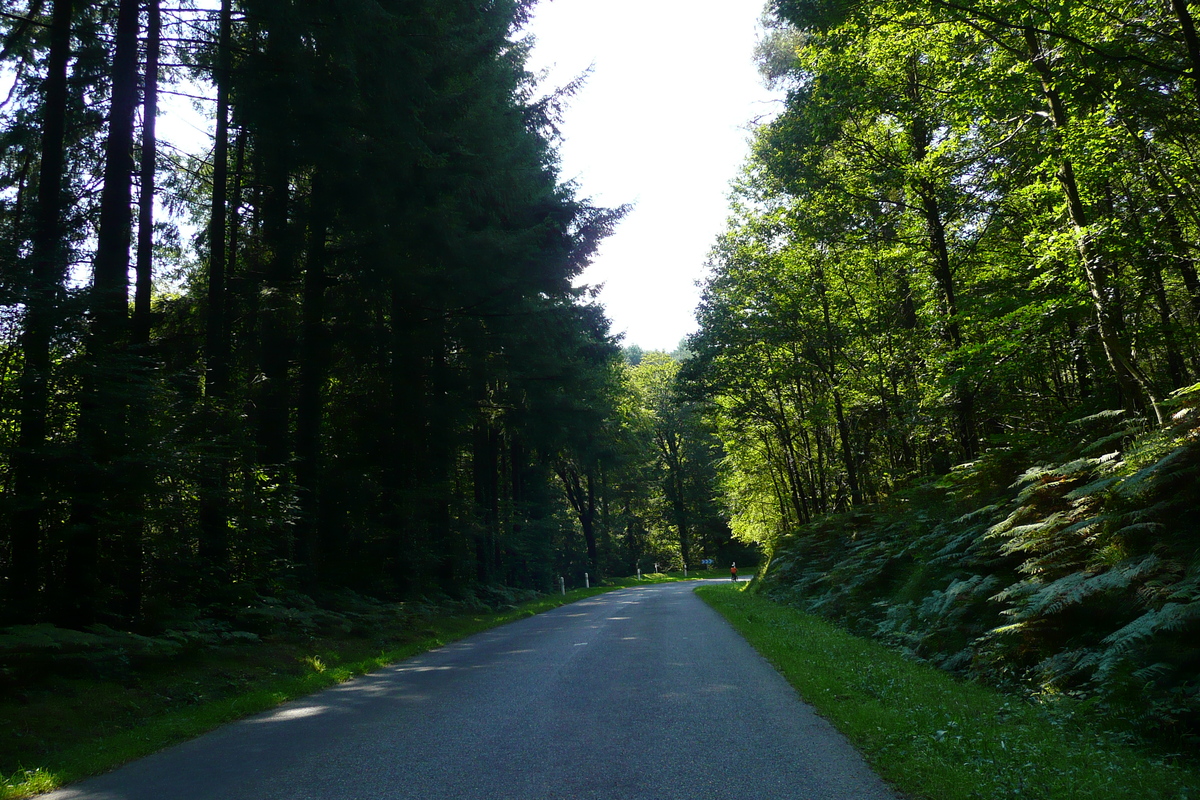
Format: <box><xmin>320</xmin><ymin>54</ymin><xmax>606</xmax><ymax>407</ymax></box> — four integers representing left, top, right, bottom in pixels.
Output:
<box><xmin>697</xmin><ymin>584</ymin><xmax>1200</xmax><ymax>800</ymax></box>
<box><xmin>2</xmin><ymin>577</ymin><xmax>695</xmax><ymax>800</ymax></box>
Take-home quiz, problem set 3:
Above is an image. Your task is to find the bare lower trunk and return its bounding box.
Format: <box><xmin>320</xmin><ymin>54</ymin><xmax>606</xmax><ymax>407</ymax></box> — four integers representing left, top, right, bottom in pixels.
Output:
<box><xmin>295</xmin><ymin>176</ymin><xmax>331</xmax><ymax>587</ymax></box>
<box><xmin>9</xmin><ymin>0</ymin><xmax>74</xmax><ymax>620</ymax></box>
<box><xmin>63</xmin><ymin>0</ymin><xmax>141</xmax><ymax>625</ymax></box>
<box><xmin>199</xmin><ymin>0</ymin><xmax>234</xmax><ymax>575</ymax></box>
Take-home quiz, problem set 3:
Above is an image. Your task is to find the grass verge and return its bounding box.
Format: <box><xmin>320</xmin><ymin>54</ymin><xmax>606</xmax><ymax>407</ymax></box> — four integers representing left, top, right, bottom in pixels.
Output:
<box><xmin>697</xmin><ymin>583</ymin><xmax>1200</xmax><ymax>800</ymax></box>
<box><xmin>1</xmin><ymin>577</ymin><xmax>681</xmax><ymax>799</ymax></box>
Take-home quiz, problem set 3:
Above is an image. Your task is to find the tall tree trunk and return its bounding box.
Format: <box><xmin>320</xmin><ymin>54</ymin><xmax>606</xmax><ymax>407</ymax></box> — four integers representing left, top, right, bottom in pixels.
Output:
<box><xmin>665</xmin><ymin>434</ymin><xmax>690</xmax><ymax>569</ymax></box>
<box><xmin>387</xmin><ymin>277</ymin><xmax>419</xmax><ymax>595</ymax></box>
<box><xmin>8</xmin><ymin>0</ymin><xmax>74</xmax><ymax>621</ymax></box>
<box><xmin>1170</xmin><ymin>0</ymin><xmax>1200</xmax><ymax>105</ymax></box>
<box><xmin>63</xmin><ymin>0</ymin><xmax>141</xmax><ymax>625</ymax></box>
<box><xmin>1125</xmin><ymin>193</ymin><xmax>1190</xmax><ymax>389</ymax></box>
<box><xmin>557</xmin><ymin>462</ymin><xmax>599</xmax><ymax>578</ymax></box>
<box><xmin>1024</xmin><ymin>27</ymin><xmax>1162</xmax><ymax>422</ymax></box>
<box><xmin>907</xmin><ymin>78</ymin><xmax>978</xmax><ymax>458</ymax></box>
<box><xmin>256</xmin><ymin>157</ymin><xmax>293</xmax><ymax>474</ymax></box>
<box><xmin>255</xmin><ymin>141</ymin><xmax>297</xmax><ymax>574</ymax></box>
<box><xmin>473</xmin><ymin>410</ymin><xmax>502</xmax><ymax>583</ymax></box>
<box><xmin>254</xmin><ymin>11</ymin><xmax>298</xmax><ymax>495</ymax></box>
<box><xmin>1151</xmin><ymin>260</ymin><xmax>1188</xmax><ymax>388</ymax></box>
<box><xmin>199</xmin><ymin>0</ymin><xmax>233</xmax><ymax>575</ymax></box>
<box><xmin>1160</xmin><ymin>203</ymin><xmax>1200</xmax><ymax>328</ymax></box>
<box><xmin>133</xmin><ymin>0</ymin><xmax>159</xmax><ymax>347</ymax></box>
<box><xmin>119</xmin><ymin>0</ymin><xmax>162</xmax><ymax>621</ymax></box>
<box><xmin>815</xmin><ymin>265</ymin><xmax>862</xmax><ymax>504</ymax></box>
<box><xmin>295</xmin><ymin>176</ymin><xmax>331</xmax><ymax>588</ymax></box>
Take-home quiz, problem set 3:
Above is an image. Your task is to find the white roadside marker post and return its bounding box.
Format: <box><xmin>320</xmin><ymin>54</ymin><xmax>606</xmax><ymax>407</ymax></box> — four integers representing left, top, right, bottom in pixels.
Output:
<box><xmin>585</xmin><ymin>572</ymin><xmax>590</xmax><ymax>589</ymax></box>
<box><xmin>559</xmin><ymin>576</ymin><xmax>565</xmax><ymax>596</ymax></box>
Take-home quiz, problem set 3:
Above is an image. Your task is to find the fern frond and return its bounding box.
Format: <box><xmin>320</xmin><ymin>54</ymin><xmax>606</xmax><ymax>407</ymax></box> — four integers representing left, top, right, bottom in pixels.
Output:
<box><xmin>1115</xmin><ymin>447</ymin><xmax>1188</xmax><ymax>498</ymax></box>
<box><xmin>1024</xmin><ymin>556</ymin><xmax>1159</xmax><ymax>616</ymax></box>
<box><xmin>953</xmin><ymin>503</ymin><xmax>1003</xmax><ymax>524</ymax></box>
<box><xmin>998</xmin><ymin>512</ymin><xmax>1106</xmax><ymax>556</ymax></box>
<box><xmin>1116</xmin><ymin>500</ymin><xmax>1174</xmax><ymax>524</ymax></box>
<box><xmin>1065</xmin><ymin>475</ymin><xmax>1121</xmax><ymax>501</ymax></box>
<box><xmin>1070</xmin><ymin>409</ymin><xmax>1128</xmax><ymax>427</ymax></box>
<box><xmin>1081</xmin><ymin>430</ymin><xmax>1130</xmax><ymax>455</ymax></box>
<box><xmin>1107</xmin><ymin>521</ymin><xmax>1165</xmax><ymax>539</ymax></box>
<box><xmin>1101</xmin><ymin>602</ymin><xmax>1200</xmax><ymax>658</ymax></box>
<box><xmin>1167</xmin><ymin>576</ymin><xmax>1200</xmax><ymax>603</ymax></box>
<box><xmin>991</xmin><ymin>580</ymin><xmax>1039</xmax><ymax>604</ymax></box>
<box><xmin>1132</xmin><ymin>661</ymin><xmax>1172</xmax><ymax>682</ymax></box>
<box><xmin>997</xmin><ymin>512</ymin><xmax>1071</xmax><ymax>553</ymax></box>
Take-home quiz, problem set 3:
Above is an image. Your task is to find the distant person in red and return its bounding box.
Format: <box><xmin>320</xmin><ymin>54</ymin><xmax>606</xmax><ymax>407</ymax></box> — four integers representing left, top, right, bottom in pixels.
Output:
<box><xmin>731</xmin><ymin>562</ymin><xmax>738</xmax><ymax>581</ymax></box>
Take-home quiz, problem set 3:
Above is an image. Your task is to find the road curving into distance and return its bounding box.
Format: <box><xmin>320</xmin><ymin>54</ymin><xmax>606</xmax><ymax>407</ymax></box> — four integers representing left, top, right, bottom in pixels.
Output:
<box><xmin>45</xmin><ymin>579</ymin><xmax>899</xmax><ymax>800</ymax></box>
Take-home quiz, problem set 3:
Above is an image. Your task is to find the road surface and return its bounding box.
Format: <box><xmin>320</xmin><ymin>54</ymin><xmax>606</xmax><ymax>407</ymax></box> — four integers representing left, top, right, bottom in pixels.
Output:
<box><xmin>45</xmin><ymin>580</ymin><xmax>899</xmax><ymax>799</ymax></box>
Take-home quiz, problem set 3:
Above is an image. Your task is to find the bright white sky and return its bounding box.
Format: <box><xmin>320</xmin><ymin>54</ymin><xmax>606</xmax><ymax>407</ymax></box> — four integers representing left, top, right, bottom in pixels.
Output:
<box><xmin>520</xmin><ymin>0</ymin><xmax>781</xmax><ymax>352</ymax></box>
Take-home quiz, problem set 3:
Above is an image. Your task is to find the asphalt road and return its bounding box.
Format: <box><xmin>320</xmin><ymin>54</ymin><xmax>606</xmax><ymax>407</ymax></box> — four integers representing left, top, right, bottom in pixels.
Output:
<box><xmin>45</xmin><ymin>580</ymin><xmax>899</xmax><ymax>800</ymax></box>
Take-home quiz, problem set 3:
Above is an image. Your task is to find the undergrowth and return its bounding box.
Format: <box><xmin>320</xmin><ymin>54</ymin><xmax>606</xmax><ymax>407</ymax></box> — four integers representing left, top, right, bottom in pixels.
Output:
<box><xmin>759</xmin><ymin>383</ymin><xmax>1200</xmax><ymax>746</ymax></box>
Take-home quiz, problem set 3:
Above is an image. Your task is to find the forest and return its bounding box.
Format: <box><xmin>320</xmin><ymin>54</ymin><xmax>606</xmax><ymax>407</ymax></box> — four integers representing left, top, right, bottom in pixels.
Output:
<box><xmin>0</xmin><ymin>0</ymin><xmax>743</xmax><ymax>647</ymax></box>
<box><xmin>686</xmin><ymin>0</ymin><xmax>1200</xmax><ymax>739</ymax></box>
<box><xmin>3</xmin><ymin>0</ymin><xmax>1200</xmax><ymax>757</ymax></box>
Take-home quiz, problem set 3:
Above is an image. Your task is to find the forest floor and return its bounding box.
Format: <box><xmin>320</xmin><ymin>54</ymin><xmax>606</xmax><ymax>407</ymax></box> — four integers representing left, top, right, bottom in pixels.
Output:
<box><xmin>699</xmin><ymin>583</ymin><xmax>1200</xmax><ymax>800</ymax></box>
<box><xmin>0</xmin><ymin>574</ymin><xmax>702</xmax><ymax>799</ymax></box>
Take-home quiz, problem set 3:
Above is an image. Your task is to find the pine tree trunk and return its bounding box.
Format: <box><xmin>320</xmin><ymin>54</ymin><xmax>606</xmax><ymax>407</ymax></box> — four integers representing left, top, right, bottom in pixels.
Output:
<box><xmin>133</xmin><ymin>0</ymin><xmax>159</xmax><ymax>347</ymax></box>
<box><xmin>63</xmin><ymin>0</ymin><xmax>141</xmax><ymax>625</ymax></box>
<box><xmin>295</xmin><ymin>177</ymin><xmax>331</xmax><ymax>587</ymax></box>
<box><xmin>256</xmin><ymin>157</ymin><xmax>293</xmax><ymax>474</ymax></box>
<box><xmin>473</xmin><ymin>413</ymin><xmax>500</xmax><ymax>583</ymax></box>
<box><xmin>199</xmin><ymin>0</ymin><xmax>233</xmax><ymax>575</ymax></box>
<box><xmin>582</xmin><ymin>471</ymin><xmax>599</xmax><ymax>577</ymax></box>
<box><xmin>9</xmin><ymin>0</ymin><xmax>74</xmax><ymax>621</ymax></box>
<box><xmin>388</xmin><ymin>277</ymin><xmax>419</xmax><ymax>595</ymax></box>
<box><xmin>119</xmin><ymin>0</ymin><xmax>162</xmax><ymax>621</ymax></box>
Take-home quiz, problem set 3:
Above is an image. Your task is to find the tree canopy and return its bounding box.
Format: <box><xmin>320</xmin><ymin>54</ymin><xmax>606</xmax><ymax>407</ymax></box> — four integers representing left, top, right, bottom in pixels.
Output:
<box><xmin>685</xmin><ymin>0</ymin><xmax>1200</xmax><ymax>737</ymax></box>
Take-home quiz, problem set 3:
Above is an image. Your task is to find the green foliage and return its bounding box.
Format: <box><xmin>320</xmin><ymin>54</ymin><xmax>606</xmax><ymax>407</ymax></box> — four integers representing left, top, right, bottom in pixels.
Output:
<box><xmin>0</xmin><ymin>0</ymin><xmax>657</xmax><ymax>635</ymax></box>
<box><xmin>619</xmin><ymin>352</ymin><xmax>744</xmax><ymax>570</ymax></box>
<box><xmin>690</xmin><ymin>0</ymin><xmax>1200</xmax><ymax>749</ymax></box>
<box><xmin>758</xmin><ymin>387</ymin><xmax>1200</xmax><ymax>740</ymax></box>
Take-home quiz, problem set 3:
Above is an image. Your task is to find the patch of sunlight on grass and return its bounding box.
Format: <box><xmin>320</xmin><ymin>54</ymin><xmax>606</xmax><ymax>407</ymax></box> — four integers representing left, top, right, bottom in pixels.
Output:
<box><xmin>1</xmin><ymin>768</ymin><xmax>61</xmax><ymax>799</ymax></box>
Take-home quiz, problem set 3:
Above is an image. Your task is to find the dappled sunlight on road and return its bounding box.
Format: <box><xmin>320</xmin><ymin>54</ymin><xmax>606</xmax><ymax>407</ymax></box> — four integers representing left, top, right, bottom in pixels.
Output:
<box><xmin>248</xmin><ymin>705</ymin><xmax>329</xmax><ymax>724</ymax></box>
